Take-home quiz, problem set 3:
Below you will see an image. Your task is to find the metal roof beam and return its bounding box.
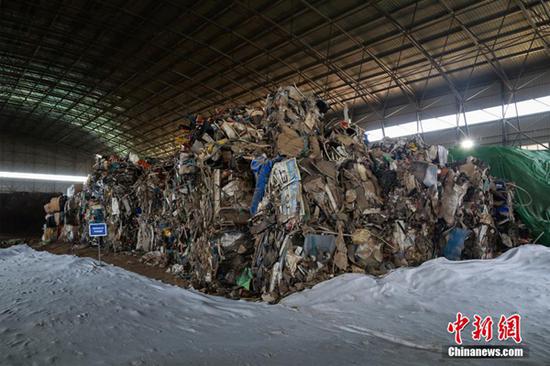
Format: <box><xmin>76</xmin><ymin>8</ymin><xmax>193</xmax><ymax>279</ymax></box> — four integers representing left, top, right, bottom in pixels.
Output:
<box><xmin>373</xmin><ymin>3</ymin><xmax>463</xmax><ymax>102</ymax></box>
<box><xmin>514</xmin><ymin>0</ymin><xmax>550</xmax><ymax>56</ymax></box>
<box><xmin>440</xmin><ymin>0</ymin><xmax>514</xmax><ymax>92</ymax></box>
<box><xmin>299</xmin><ymin>0</ymin><xmax>417</xmax><ymax>104</ymax></box>
<box><xmin>134</xmin><ymin>34</ymin><xmax>550</xmax><ymax>156</ymax></box>
<box><xmin>232</xmin><ymin>0</ymin><xmax>382</xmax><ymax>108</ymax></box>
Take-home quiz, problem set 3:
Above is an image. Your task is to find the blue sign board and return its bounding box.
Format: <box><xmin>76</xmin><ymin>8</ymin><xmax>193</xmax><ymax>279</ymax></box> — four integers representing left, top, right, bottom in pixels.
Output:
<box><xmin>89</xmin><ymin>223</ymin><xmax>107</xmax><ymax>237</ymax></box>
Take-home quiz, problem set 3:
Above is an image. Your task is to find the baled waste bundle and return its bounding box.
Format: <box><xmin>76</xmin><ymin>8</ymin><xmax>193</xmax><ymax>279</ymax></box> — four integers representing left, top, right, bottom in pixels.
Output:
<box><xmin>42</xmin><ymin>86</ymin><xmax>530</xmax><ymax>301</ymax></box>
<box><xmin>41</xmin><ymin>195</ymin><xmax>67</xmax><ymax>243</ymax></box>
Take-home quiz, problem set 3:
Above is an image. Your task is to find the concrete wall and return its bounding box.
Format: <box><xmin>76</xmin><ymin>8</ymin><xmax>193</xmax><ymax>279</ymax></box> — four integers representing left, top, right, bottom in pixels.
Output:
<box><xmin>0</xmin><ymin>133</ymin><xmax>92</xmax><ymax>193</ymax></box>
<box><xmin>0</xmin><ymin>192</ymin><xmax>58</xmax><ymax>237</ymax></box>
<box><xmin>0</xmin><ymin>133</ymin><xmax>91</xmax><ymax>237</ymax></box>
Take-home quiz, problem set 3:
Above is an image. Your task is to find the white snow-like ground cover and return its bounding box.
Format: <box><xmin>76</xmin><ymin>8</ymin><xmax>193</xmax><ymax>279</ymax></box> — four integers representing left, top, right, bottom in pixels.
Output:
<box><xmin>0</xmin><ymin>244</ymin><xmax>548</xmax><ymax>366</ymax></box>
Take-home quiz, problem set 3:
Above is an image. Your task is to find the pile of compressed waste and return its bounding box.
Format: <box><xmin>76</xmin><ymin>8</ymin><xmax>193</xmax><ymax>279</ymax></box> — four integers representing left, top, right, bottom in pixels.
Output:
<box><xmin>41</xmin><ymin>186</ymin><xmax>83</xmax><ymax>244</ymax></box>
<box><xmin>60</xmin><ymin>183</ymin><xmax>83</xmax><ymax>243</ymax></box>
<box><xmin>42</xmin><ymin>86</ymin><xmax>530</xmax><ymax>301</ymax></box>
<box><xmin>41</xmin><ymin>195</ymin><xmax>66</xmax><ymax>243</ymax></box>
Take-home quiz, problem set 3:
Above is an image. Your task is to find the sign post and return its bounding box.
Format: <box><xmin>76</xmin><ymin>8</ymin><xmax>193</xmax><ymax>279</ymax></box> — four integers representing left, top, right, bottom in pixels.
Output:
<box><xmin>89</xmin><ymin>223</ymin><xmax>107</xmax><ymax>266</ymax></box>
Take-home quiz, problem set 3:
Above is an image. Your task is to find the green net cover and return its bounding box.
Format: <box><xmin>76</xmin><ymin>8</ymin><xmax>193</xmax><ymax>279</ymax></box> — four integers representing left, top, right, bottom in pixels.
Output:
<box><xmin>449</xmin><ymin>146</ymin><xmax>550</xmax><ymax>245</ymax></box>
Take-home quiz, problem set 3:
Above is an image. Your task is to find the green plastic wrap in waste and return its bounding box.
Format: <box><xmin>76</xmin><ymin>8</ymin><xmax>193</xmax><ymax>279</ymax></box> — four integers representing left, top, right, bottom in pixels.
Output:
<box><xmin>449</xmin><ymin>146</ymin><xmax>550</xmax><ymax>245</ymax></box>
<box><xmin>236</xmin><ymin>267</ymin><xmax>253</xmax><ymax>291</ymax></box>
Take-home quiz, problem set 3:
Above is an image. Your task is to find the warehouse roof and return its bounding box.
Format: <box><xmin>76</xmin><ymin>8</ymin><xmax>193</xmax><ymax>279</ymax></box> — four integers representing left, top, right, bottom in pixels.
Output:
<box><xmin>0</xmin><ymin>0</ymin><xmax>548</xmax><ymax>156</ymax></box>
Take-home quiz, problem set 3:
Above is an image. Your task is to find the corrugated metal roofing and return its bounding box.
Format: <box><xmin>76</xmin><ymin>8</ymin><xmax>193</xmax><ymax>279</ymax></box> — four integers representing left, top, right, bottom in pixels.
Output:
<box><xmin>0</xmin><ymin>0</ymin><xmax>548</xmax><ymax>156</ymax></box>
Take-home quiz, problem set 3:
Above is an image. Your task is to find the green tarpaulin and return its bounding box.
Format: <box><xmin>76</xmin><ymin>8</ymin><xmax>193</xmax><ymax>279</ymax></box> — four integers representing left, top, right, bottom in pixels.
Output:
<box><xmin>449</xmin><ymin>146</ymin><xmax>550</xmax><ymax>245</ymax></box>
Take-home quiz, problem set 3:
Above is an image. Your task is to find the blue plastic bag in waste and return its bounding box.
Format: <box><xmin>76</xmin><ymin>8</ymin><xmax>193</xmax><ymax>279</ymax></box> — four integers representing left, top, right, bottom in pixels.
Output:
<box><xmin>250</xmin><ymin>155</ymin><xmax>273</xmax><ymax>215</ymax></box>
<box><xmin>363</xmin><ymin>131</ymin><xmax>369</xmax><ymax>145</ymax></box>
<box><xmin>444</xmin><ymin>228</ymin><xmax>469</xmax><ymax>260</ymax></box>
